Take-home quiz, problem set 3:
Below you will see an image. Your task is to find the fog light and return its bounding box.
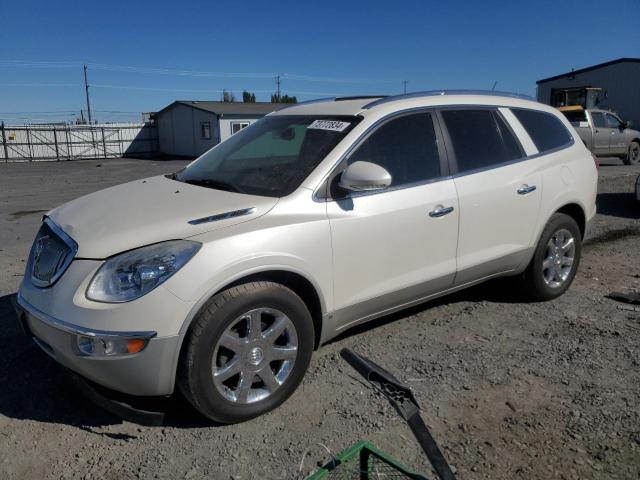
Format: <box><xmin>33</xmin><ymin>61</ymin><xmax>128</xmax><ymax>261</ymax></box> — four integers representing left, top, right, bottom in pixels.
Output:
<box><xmin>77</xmin><ymin>335</ymin><xmax>149</xmax><ymax>357</ymax></box>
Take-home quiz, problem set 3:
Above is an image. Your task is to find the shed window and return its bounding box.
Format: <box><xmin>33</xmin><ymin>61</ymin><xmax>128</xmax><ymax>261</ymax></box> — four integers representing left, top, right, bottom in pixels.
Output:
<box><xmin>231</xmin><ymin>121</ymin><xmax>250</xmax><ymax>135</ymax></box>
<box><xmin>201</xmin><ymin>122</ymin><xmax>211</xmax><ymax>139</ymax></box>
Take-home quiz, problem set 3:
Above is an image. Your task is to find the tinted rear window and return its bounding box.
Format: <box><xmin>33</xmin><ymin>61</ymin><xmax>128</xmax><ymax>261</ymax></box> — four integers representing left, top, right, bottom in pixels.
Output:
<box><xmin>512</xmin><ymin>108</ymin><xmax>572</xmax><ymax>153</ymax></box>
<box><xmin>441</xmin><ymin>109</ymin><xmax>522</xmax><ymax>173</ymax></box>
<box><xmin>561</xmin><ymin>109</ymin><xmax>587</xmax><ymax>124</ymax></box>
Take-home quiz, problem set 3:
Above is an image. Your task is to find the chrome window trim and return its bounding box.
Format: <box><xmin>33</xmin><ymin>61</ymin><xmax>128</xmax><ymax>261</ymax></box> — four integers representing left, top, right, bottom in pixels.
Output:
<box><xmin>16</xmin><ymin>291</ymin><xmax>157</xmax><ymax>340</ymax></box>
<box><xmin>437</xmin><ymin>106</ymin><xmax>575</xmax><ymax>179</ymax></box>
<box><xmin>312</xmin><ymin>106</ymin><xmax>450</xmax><ymax>202</ymax></box>
<box><xmin>30</xmin><ymin>217</ymin><xmax>79</xmax><ymax>288</ymax></box>
<box><xmin>188</xmin><ymin>207</ymin><xmax>256</xmax><ymax>225</ymax></box>
<box><xmin>311</xmin><ymin>104</ymin><xmax>577</xmax><ymax>202</ymax></box>
<box><xmin>446</xmin><ymin>139</ymin><xmax>576</xmax><ymax>180</ymax></box>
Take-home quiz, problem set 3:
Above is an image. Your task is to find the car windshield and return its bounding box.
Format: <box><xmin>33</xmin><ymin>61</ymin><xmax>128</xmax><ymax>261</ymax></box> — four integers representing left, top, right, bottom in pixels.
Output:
<box><xmin>173</xmin><ymin>115</ymin><xmax>361</xmax><ymax>197</ymax></box>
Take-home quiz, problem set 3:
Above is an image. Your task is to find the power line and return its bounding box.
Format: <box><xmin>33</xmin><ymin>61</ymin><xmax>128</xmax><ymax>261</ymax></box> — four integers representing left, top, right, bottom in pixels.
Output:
<box><xmin>91</xmin><ymin>84</ymin><xmax>348</xmax><ymax>96</ymax></box>
<box><xmin>0</xmin><ymin>83</ymin><xmax>79</xmax><ymax>88</ymax></box>
<box><xmin>0</xmin><ymin>59</ymin><xmax>400</xmax><ymax>85</ymax></box>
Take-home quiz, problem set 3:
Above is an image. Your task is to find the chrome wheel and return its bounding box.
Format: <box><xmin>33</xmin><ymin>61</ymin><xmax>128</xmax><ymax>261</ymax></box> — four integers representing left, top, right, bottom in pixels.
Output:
<box><xmin>542</xmin><ymin>228</ymin><xmax>575</xmax><ymax>288</ymax></box>
<box><xmin>630</xmin><ymin>144</ymin><xmax>640</xmax><ymax>163</ymax></box>
<box><xmin>212</xmin><ymin>308</ymin><xmax>298</xmax><ymax>404</ymax></box>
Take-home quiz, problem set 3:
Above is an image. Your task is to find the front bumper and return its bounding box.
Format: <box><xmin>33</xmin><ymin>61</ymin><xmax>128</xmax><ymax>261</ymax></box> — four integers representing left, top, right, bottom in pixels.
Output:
<box><xmin>15</xmin><ymin>292</ymin><xmax>180</xmax><ymax>396</ymax></box>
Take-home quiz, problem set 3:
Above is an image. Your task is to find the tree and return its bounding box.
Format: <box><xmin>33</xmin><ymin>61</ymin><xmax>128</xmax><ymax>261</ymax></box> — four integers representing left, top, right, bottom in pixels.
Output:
<box><xmin>221</xmin><ymin>89</ymin><xmax>236</xmax><ymax>102</ymax></box>
<box><xmin>242</xmin><ymin>90</ymin><xmax>256</xmax><ymax>103</ymax></box>
<box><xmin>271</xmin><ymin>93</ymin><xmax>297</xmax><ymax>104</ymax></box>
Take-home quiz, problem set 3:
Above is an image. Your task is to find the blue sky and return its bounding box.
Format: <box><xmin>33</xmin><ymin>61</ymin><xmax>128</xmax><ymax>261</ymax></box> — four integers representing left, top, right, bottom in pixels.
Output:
<box><xmin>1</xmin><ymin>0</ymin><xmax>638</xmax><ymax>123</ymax></box>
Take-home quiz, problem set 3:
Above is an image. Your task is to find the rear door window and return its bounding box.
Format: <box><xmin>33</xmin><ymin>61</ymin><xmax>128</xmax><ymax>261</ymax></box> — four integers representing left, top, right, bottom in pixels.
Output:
<box><xmin>511</xmin><ymin>108</ymin><xmax>573</xmax><ymax>153</ymax></box>
<box><xmin>591</xmin><ymin>112</ymin><xmax>606</xmax><ymax>128</ymax></box>
<box><xmin>440</xmin><ymin>109</ymin><xmax>522</xmax><ymax>173</ymax></box>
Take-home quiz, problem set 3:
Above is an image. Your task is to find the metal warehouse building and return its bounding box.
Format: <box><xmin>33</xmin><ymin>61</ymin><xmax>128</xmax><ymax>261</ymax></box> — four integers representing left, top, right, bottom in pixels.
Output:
<box><xmin>155</xmin><ymin>101</ymin><xmax>290</xmax><ymax>157</ymax></box>
<box><xmin>537</xmin><ymin>58</ymin><xmax>640</xmax><ymax>127</ymax></box>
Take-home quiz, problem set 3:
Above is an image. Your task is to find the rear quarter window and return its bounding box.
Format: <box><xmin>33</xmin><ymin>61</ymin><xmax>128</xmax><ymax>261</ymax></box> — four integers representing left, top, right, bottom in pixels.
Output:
<box><xmin>511</xmin><ymin>108</ymin><xmax>573</xmax><ymax>153</ymax></box>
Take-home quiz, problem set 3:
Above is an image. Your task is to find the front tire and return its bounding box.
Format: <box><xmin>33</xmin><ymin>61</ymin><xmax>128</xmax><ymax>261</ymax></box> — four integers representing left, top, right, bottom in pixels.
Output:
<box><xmin>178</xmin><ymin>281</ymin><xmax>314</xmax><ymax>424</ymax></box>
<box><xmin>625</xmin><ymin>141</ymin><xmax>640</xmax><ymax>165</ymax></box>
<box><xmin>520</xmin><ymin>213</ymin><xmax>582</xmax><ymax>301</ymax></box>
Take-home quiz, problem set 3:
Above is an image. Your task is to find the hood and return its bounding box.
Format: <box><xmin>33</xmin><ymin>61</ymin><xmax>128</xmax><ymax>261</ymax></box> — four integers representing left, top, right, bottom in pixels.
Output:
<box><xmin>48</xmin><ymin>175</ymin><xmax>278</xmax><ymax>258</ymax></box>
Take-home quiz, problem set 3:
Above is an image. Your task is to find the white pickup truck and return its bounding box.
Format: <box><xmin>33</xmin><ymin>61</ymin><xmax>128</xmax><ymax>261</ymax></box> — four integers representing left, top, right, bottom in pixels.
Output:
<box><xmin>560</xmin><ymin>106</ymin><xmax>640</xmax><ymax>165</ymax></box>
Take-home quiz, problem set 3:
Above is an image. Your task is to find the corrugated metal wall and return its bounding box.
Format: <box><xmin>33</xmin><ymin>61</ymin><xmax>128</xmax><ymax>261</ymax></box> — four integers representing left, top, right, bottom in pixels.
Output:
<box><xmin>537</xmin><ymin>62</ymin><xmax>640</xmax><ymax>126</ymax></box>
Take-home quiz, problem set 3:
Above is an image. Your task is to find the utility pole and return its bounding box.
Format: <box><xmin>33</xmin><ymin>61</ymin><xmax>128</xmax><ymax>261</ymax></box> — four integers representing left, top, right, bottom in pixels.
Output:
<box><xmin>275</xmin><ymin>74</ymin><xmax>281</xmax><ymax>101</ymax></box>
<box><xmin>402</xmin><ymin>80</ymin><xmax>408</xmax><ymax>94</ymax></box>
<box><xmin>83</xmin><ymin>64</ymin><xmax>92</xmax><ymax>124</ymax></box>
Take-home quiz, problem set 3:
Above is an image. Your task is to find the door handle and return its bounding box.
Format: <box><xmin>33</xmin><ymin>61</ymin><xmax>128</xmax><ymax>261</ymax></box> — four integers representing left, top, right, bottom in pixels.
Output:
<box><xmin>517</xmin><ymin>184</ymin><xmax>537</xmax><ymax>195</ymax></box>
<box><xmin>429</xmin><ymin>205</ymin><xmax>454</xmax><ymax>217</ymax></box>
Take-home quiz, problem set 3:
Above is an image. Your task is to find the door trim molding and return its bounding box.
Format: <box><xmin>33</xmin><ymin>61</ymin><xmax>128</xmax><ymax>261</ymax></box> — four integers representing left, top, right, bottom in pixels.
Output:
<box><xmin>320</xmin><ymin>248</ymin><xmax>533</xmax><ymax>345</ymax></box>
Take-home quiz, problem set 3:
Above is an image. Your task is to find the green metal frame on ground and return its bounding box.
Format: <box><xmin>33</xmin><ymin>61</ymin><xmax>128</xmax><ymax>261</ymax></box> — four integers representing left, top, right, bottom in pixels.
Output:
<box><xmin>307</xmin><ymin>440</ymin><xmax>427</xmax><ymax>479</ymax></box>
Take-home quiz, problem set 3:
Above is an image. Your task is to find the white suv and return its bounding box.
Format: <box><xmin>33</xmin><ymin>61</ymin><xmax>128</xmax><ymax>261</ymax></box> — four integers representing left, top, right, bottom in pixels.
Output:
<box><xmin>16</xmin><ymin>92</ymin><xmax>598</xmax><ymax>423</ymax></box>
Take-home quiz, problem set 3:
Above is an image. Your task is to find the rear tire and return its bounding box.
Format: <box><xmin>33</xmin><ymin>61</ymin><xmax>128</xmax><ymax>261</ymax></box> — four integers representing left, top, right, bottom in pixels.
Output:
<box><xmin>519</xmin><ymin>213</ymin><xmax>582</xmax><ymax>301</ymax></box>
<box><xmin>178</xmin><ymin>281</ymin><xmax>314</xmax><ymax>424</ymax></box>
<box><xmin>624</xmin><ymin>141</ymin><xmax>640</xmax><ymax>165</ymax></box>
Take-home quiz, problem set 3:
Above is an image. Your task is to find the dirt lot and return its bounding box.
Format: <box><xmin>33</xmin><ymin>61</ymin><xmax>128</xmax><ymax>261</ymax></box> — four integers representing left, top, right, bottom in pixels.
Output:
<box><xmin>0</xmin><ymin>158</ymin><xmax>639</xmax><ymax>480</ymax></box>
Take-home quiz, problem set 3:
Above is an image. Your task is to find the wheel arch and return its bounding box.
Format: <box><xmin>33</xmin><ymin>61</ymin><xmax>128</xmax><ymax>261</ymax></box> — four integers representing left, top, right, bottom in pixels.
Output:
<box><xmin>170</xmin><ymin>266</ymin><xmax>327</xmax><ymax>392</ymax></box>
<box><xmin>222</xmin><ymin>270</ymin><xmax>325</xmax><ymax>350</ymax></box>
<box><xmin>555</xmin><ymin>202</ymin><xmax>586</xmax><ymax>239</ymax></box>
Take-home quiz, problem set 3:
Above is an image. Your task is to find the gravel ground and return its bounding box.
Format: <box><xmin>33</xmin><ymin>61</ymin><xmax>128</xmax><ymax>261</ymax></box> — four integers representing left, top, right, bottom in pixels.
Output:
<box><xmin>0</xmin><ymin>157</ymin><xmax>639</xmax><ymax>480</ymax></box>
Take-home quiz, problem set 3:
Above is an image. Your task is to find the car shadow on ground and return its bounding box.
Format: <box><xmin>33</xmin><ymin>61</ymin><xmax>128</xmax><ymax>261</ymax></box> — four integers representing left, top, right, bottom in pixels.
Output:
<box><xmin>328</xmin><ymin>277</ymin><xmax>531</xmax><ymax>345</ymax></box>
<box><xmin>0</xmin><ymin>293</ymin><xmax>215</xmax><ymax>432</ymax></box>
<box><xmin>0</xmin><ymin>278</ymin><xmax>526</xmax><ymax>431</ymax></box>
<box><xmin>597</xmin><ymin>192</ymin><xmax>640</xmax><ymax>220</ymax></box>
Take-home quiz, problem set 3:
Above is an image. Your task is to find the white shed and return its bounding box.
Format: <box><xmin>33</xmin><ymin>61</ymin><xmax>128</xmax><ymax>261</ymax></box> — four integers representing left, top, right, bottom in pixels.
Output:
<box><xmin>155</xmin><ymin>101</ymin><xmax>290</xmax><ymax>157</ymax></box>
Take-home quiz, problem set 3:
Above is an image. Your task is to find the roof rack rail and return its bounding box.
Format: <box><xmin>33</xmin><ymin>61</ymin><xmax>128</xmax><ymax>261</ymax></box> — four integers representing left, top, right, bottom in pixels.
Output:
<box><xmin>283</xmin><ymin>97</ymin><xmax>336</xmax><ymax>107</ymax></box>
<box><xmin>281</xmin><ymin>95</ymin><xmax>388</xmax><ymax>108</ymax></box>
<box><xmin>363</xmin><ymin>90</ymin><xmax>535</xmax><ymax>109</ymax></box>
<box><xmin>334</xmin><ymin>95</ymin><xmax>387</xmax><ymax>102</ymax></box>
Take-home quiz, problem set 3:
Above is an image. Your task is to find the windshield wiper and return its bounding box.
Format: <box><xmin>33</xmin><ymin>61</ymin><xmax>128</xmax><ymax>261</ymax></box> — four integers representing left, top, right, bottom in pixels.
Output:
<box><xmin>182</xmin><ymin>178</ymin><xmax>243</xmax><ymax>193</ymax></box>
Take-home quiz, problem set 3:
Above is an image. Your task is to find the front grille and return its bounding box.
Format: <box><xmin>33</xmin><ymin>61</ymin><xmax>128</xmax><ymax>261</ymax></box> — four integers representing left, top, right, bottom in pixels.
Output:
<box><xmin>29</xmin><ymin>218</ymin><xmax>78</xmax><ymax>287</ymax></box>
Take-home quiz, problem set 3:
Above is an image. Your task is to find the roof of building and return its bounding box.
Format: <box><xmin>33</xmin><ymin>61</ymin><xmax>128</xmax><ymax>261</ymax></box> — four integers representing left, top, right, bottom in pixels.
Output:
<box><xmin>536</xmin><ymin>58</ymin><xmax>640</xmax><ymax>84</ymax></box>
<box><xmin>155</xmin><ymin>101</ymin><xmax>291</xmax><ymax>116</ymax></box>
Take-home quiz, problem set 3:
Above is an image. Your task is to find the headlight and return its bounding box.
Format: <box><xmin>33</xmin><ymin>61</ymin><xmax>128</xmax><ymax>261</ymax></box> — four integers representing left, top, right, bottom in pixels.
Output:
<box><xmin>86</xmin><ymin>240</ymin><xmax>201</xmax><ymax>303</ymax></box>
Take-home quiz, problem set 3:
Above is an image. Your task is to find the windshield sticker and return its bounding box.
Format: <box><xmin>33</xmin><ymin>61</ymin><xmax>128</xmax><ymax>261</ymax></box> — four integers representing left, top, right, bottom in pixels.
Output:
<box><xmin>307</xmin><ymin>120</ymin><xmax>351</xmax><ymax>132</ymax></box>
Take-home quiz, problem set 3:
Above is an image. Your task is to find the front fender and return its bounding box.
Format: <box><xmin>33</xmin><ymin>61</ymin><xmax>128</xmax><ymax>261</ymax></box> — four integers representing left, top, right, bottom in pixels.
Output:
<box><xmin>174</xmin><ymin>257</ymin><xmax>328</xmax><ymax>337</ymax></box>
<box><xmin>164</xmin><ymin>257</ymin><xmax>328</xmax><ymax>395</ymax></box>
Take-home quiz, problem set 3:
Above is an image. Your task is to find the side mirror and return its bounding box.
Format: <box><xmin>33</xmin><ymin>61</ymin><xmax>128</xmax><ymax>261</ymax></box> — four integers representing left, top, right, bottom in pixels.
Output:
<box><xmin>338</xmin><ymin>161</ymin><xmax>392</xmax><ymax>192</ymax></box>
<box><xmin>622</xmin><ymin>120</ymin><xmax>631</xmax><ymax>129</ymax></box>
